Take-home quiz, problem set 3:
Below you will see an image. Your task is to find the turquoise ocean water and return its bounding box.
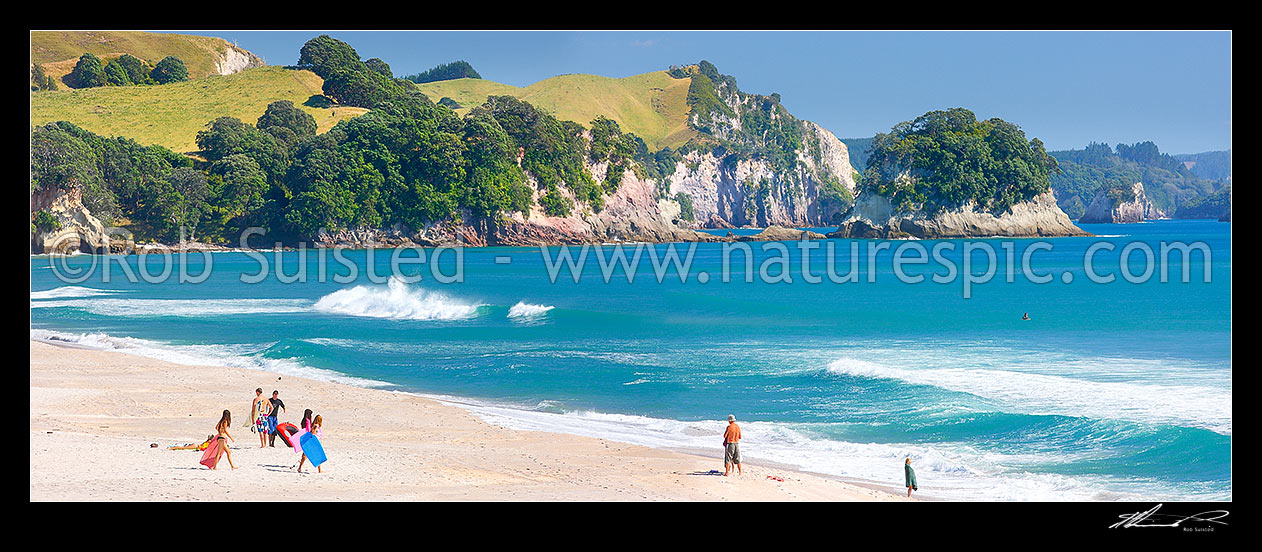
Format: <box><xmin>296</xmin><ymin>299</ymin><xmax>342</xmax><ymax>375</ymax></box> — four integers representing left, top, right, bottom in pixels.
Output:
<box><xmin>30</xmin><ymin>220</ymin><xmax>1231</xmax><ymax>500</ymax></box>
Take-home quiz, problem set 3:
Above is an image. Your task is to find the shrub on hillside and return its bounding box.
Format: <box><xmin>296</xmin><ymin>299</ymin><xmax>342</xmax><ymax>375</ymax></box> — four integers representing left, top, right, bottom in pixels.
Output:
<box><xmin>150</xmin><ymin>56</ymin><xmax>189</xmax><ymax>84</ymax></box>
<box><xmin>69</xmin><ymin>53</ymin><xmax>107</xmax><ymax>88</ymax></box>
<box><xmin>115</xmin><ymin>54</ymin><xmax>153</xmax><ymax>85</ymax></box>
<box><xmin>103</xmin><ymin>60</ymin><xmax>132</xmax><ymax>86</ymax></box>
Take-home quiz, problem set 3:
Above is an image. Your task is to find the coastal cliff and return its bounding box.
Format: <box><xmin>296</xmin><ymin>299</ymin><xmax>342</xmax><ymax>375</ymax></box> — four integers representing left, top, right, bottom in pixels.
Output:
<box><xmin>1079</xmin><ymin>182</ymin><xmax>1166</xmax><ymax>223</ymax></box>
<box><xmin>30</xmin><ymin>188</ymin><xmax>132</xmax><ymax>254</ymax></box>
<box><xmin>213</xmin><ymin>43</ymin><xmax>264</xmax><ymax>76</ymax></box>
<box><xmin>315</xmin><ymin>158</ymin><xmax>721</xmax><ymax>248</ymax></box>
<box><xmin>829</xmin><ymin>190</ymin><xmax>1090</xmax><ymax>239</ymax></box>
<box><xmin>667</xmin><ymin>121</ymin><xmax>855</xmax><ymax>229</ymax></box>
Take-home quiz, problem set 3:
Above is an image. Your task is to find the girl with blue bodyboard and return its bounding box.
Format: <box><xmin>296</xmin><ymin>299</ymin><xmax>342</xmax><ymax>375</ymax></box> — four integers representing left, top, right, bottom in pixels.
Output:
<box><xmin>296</xmin><ymin>414</ymin><xmax>327</xmax><ymax>473</ymax></box>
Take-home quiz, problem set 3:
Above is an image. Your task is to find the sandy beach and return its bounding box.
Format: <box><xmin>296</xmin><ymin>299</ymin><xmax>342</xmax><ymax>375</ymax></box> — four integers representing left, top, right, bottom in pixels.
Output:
<box><xmin>30</xmin><ymin>340</ymin><xmax>911</xmax><ymax>501</ymax></box>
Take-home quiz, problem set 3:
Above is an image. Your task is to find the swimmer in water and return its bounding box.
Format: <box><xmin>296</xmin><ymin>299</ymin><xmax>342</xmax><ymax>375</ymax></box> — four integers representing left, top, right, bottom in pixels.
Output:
<box><xmin>1022</xmin><ymin>312</ymin><xmax>1030</xmax><ymax>320</ymax></box>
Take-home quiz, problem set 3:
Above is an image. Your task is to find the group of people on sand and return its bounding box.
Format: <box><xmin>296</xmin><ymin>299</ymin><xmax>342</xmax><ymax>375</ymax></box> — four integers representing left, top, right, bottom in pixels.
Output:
<box><xmin>193</xmin><ymin>388</ymin><xmax>327</xmax><ymax>473</ymax></box>
<box><xmin>721</xmin><ymin>414</ymin><xmax>921</xmax><ymax>497</ymax></box>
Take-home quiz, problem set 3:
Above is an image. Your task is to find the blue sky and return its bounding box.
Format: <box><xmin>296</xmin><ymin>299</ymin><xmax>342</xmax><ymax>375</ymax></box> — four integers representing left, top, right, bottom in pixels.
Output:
<box><xmin>170</xmin><ymin>31</ymin><xmax>1231</xmax><ymax>154</ymax></box>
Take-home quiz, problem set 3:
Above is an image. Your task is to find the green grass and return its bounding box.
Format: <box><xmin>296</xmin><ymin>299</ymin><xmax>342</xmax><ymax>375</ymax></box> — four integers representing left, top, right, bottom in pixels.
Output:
<box><xmin>30</xmin><ymin>66</ymin><xmax>367</xmax><ymax>154</ymax></box>
<box><xmin>414</xmin><ymin>71</ymin><xmax>697</xmax><ymax>151</ymax></box>
<box><xmin>31</xmin><ymin>31</ymin><xmax>259</xmax><ymax>86</ymax></box>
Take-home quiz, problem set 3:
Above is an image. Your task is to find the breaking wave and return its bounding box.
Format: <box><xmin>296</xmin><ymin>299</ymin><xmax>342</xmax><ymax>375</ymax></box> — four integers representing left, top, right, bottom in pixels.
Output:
<box><xmin>313</xmin><ymin>276</ymin><xmax>484</xmax><ymax>321</ymax></box>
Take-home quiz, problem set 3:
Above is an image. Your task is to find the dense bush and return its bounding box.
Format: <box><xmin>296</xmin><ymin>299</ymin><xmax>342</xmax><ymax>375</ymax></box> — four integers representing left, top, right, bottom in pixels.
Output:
<box><xmin>33</xmin><ymin>210</ymin><xmax>61</xmax><ymax>233</ymax></box>
<box><xmin>674</xmin><ymin>192</ymin><xmax>694</xmax><ymax>221</ymax></box>
<box><xmin>1173</xmin><ymin>150</ymin><xmax>1231</xmax><ymax>182</ymax></box>
<box><xmin>365</xmin><ymin>58</ymin><xmax>393</xmax><ymax>78</ymax></box>
<box><xmin>256</xmin><ymin>100</ymin><xmax>318</xmax><ymax>141</ymax></box>
<box><xmin>864</xmin><ymin>108</ymin><xmax>1058</xmax><ymax>213</ymax></box>
<box><xmin>1050</xmin><ymin>141</ymin><xmax>1219</xmax><ymax>218</ymax></box>
<box><xmin>298</xmin><ymin>35</ymin><xmax>415</xmax><ymax>108</ymax></box>
<box><xmin>103</xmin><ymin>60</ymin><xmax>131</xmax><ymax>86</ymax></box>
<box><xmin>404</xmin><ymin>60</ymin><xmax>481</xmax><ymax>84</ymax></box>
<box><xmin>69</xmin><ymin>53</ymin><xmax>107</xmax><ymax>88</ymax></box>
<box><xmin>115</xmin><ymin>54</ymin><xmax>153</xmax><ymax>85</ymax></box>
<box><xmin>150</xmin><ymin>56</ymin><xmax>189</xmax><ymax>84</ymax></box>
<box><xmin>67</xmin><ymin>52</ymin><xmax>181</xmax><ymax>88</ymax></box>
<box><xmin>31</xmin><ymin>121</ymin><xmax>194</xmax><ymax>235</ymax></box>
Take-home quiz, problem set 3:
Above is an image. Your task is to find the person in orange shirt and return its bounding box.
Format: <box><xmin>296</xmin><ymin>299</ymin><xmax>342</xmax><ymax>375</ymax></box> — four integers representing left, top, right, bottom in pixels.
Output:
<box><xmin>723</xmin><ymin>414</ymin><xmax>742</xmax><ymax>476</ymax></box>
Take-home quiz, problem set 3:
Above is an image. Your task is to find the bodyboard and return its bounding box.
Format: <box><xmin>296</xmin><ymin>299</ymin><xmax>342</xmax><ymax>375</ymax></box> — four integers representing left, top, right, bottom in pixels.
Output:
<box><xmin>299</xmin><ymin>432</ymin><xmax>327</xmax><ymax>468</ymax></box>
<box><xmin>276</xmin><ymin>422</ymin><xmax>299</xmax><ymax>448</ymax></box>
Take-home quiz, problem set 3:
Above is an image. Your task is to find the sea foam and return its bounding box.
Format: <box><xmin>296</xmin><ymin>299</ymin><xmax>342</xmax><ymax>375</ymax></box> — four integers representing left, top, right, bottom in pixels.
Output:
<box><xmin>30</xmin><ymin>329</ymin><xmax>391</xmax><ymax>387</ymax></box>
<box><xmin>313</xmin><ymin>276</ymin><xmax>483</xmax><ymax>321</ymax></box>
<box><xmin>29</xmin><ymin>298</ymin><xmax>311</xmax><ymax>317</ymax></box>
<box><xmin>30</xmin><ymin>286</ymin><xmax>134</xmax><ymax>300</ymax></box>
<box><xmin>507</xmin><ymin>301</ymin><xmax>555</xmax><ymax>319</ymax></box>
<box><xmin>825</xmin><ymin>357</ymin><xmax>1232</xmax><ymax>435</ymax></box>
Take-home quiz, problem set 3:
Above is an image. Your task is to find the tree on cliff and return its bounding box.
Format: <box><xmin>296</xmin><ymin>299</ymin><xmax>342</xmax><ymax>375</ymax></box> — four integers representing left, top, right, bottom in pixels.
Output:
<box><xmin>864</xmin><ymin>108</ymin><xmax>1058</xmax><ymax>213</ymax></box>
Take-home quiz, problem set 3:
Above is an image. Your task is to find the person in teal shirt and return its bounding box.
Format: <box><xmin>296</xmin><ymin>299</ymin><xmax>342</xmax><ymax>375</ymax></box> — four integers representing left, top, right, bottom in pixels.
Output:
<box><xmin>905</xmin><ymin>457</ymin><xmax>918</xmax><ymax>497</ymax></box>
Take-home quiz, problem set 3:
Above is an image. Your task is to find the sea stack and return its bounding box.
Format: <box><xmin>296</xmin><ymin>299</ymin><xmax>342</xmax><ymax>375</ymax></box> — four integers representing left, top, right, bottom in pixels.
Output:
<box><xmin>1079</xmin><ymin>182</ymin><xmax>1165</xmax><ymax>224</ymax></box>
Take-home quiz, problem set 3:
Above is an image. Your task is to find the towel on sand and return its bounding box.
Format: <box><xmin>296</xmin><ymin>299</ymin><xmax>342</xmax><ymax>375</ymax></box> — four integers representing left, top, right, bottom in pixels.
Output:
<box><xmin>199</xmin><ymin>438</ymin><xmax>221</xmax><ymax>469</ymax></box>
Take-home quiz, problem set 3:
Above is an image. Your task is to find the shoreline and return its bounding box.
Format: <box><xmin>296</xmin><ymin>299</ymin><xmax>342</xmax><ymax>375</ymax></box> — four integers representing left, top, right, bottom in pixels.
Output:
<box><xmin>30</xmin><ymin>338</ymin><xmax>913</xmax><ymax>501</ymax></box>
<box><xmin>31</xmin><ymin>220</ymin><xmax>1134</xmax><ymax>258</ymax></box>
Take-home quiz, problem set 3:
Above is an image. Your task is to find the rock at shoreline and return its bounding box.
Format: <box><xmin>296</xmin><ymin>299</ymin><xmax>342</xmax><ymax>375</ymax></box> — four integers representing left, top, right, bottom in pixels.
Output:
<box><xmin>736</xmin><ymin>226</ymin><xmax>827</xmax><ymax>242</ymax></box>
<box><xmin>829</xmin><ymin>191</ymin><xmax>1090</xmax><ymax>239</ymax></box>
<box><xmin>30</xmin><ymin>188</ymin><xmax>133</xmax><ymax>254</ymax></box>
<box><xmin>1079</xmin><ymin>182</ymin><xmax>1165</xmax><ymax>224</ymax></box>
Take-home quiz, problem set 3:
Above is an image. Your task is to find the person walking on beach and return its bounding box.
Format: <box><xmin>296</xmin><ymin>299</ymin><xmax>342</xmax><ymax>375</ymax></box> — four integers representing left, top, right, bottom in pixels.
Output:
<box><xmin>905</xmin><ymin>457</ymin><xmax>918</xmax><ymax>497</ymax></box>
<box><xmin>251</xmin><ymin>388</ymin><xmax>271</xmax><ymax>448</ymax></box>
<box><xmin>723</xmin><ymin>414</ymin><xmax>742</xmax><ymax>477</ymax></box>
<box><xmin>266</xmin><ymin>390</ymin><xmax>286</xmax><ymax>447</ymax></box>
<box><xmin>248</xmin><ymin>388</ymin><xmax>263</xmax><ymax>429</ymax></box>
<box><xmin>297</xmin><ymin>414</ymin><xmax>325</xmax><ymax>474</ymax></box>
<box><xmin>288</xmin><ymin>409</ymin><xmax>314</xmax><ymax>470</ymax></box>
<box><xmin>212</xmin><ymin>410</ymin><xmax>237</xmax><ymax>470</ymax></box>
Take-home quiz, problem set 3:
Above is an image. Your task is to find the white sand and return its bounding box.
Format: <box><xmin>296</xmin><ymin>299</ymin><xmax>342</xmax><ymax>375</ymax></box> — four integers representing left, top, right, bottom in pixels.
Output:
<box><xmin>30</xmin><ymin>340</ymin><xmax>911</xmax><ymax>501</ymax></box>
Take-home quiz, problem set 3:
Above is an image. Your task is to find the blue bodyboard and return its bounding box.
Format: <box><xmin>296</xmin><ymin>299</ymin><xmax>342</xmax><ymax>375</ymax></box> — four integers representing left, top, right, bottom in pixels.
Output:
<box><xmin>299</xmin><ymin>432</ymin><xmax>327</xmax><ymax>467</ymax></box>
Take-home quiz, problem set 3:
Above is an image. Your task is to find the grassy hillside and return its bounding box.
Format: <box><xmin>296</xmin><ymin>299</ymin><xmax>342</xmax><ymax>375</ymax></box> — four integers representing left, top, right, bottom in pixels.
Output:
<box><xmin>31</xmin><ymin>31</ymin><xmax>257</xmax><ymax>86</ymax></box>
<box><xmin>414</xmin><ymin>71</ymin><xmax>696</xmax><ymax>151</ymax></box>
<box><xmin>30</xmin><ymin>66</ymin><xmax>367</xmax><ymax>154</ymax></box>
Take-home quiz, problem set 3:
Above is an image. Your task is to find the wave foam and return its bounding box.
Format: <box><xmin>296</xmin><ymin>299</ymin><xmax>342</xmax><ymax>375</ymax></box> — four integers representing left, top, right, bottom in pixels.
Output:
<box><xmin>30</xmin><ymin>286</ymin><xmax>135</xmax><ymax>300</ymax></box>
<box><xmin>507</xmin><ymin>301</ymin><xmax>555</xmax><ymax>319</ymax></box>
<box><xmin>31</xmin><ymin>329</ymin><xmax>391</xmax><ymax>388</ymax></box>
<box><xmin>30</xmin><ymin>298</ymin><xmax>310</xmax><ymax>317</ymax></box>
<box><xmin>825</xmin><ymin>357</ymin><xmax>1232</xmax><ymax>435</ymax></box>
<box><xmin>313</xmin><ymin>277</ymin><xmax>483</xmax><ymax>321</ymax></box>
